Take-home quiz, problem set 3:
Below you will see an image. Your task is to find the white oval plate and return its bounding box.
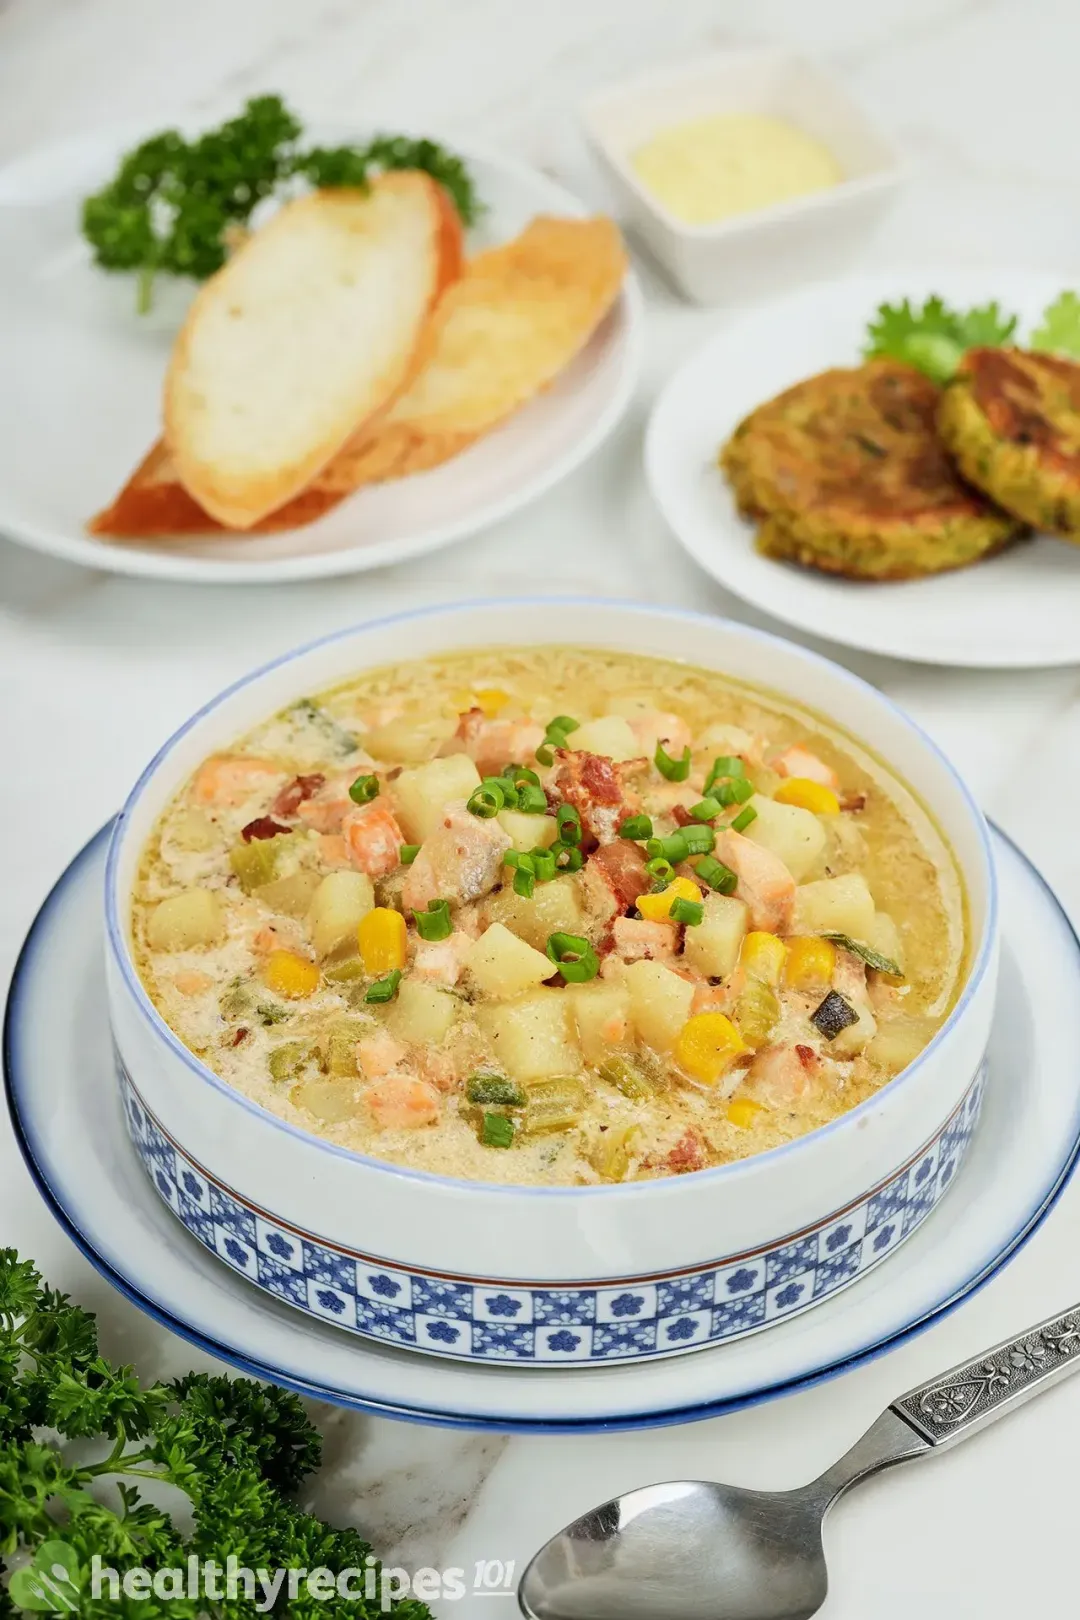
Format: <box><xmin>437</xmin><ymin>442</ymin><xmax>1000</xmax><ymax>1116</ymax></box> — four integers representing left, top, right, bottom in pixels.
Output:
<box><xmin>5</xmin><ymin>824</ymin><xmax>1080</xmax><ymax>1431</ymax></box>
<box><xmin>646</xmin><ymin>270</ymin><xmax>1080</xmax><ymax>667</ymax></box>
<box><xmin>0</xmin><ymin>124</ymin><xmax>642</xmax><ymax>583</ymax></box>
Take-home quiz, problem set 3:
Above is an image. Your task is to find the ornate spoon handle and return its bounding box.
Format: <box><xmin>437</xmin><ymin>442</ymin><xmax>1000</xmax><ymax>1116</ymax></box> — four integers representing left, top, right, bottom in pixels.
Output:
<box><xmin>890</xmin><ymin>1302</ymin><xmax>1080</xmax><ymax>1447</ymax></box>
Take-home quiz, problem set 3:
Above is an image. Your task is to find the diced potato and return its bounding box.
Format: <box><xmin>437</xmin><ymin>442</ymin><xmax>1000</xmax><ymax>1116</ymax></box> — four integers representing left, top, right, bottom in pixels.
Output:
<box><xmin>568</xmin><ymin>715</ymin><xmax>639</xmax><ymax>762</ymax></box>
<box><xmin>485</xmin><ymin>875</ymin><xmax>584</xmax><ymax>950</ymax></box>
<box><xmin>623</xmin><ymin>960</ymin><xmax>695</xmax><ymax>1053</ymax></box>
<box><xmin>794</xmin><ymin>873</ymin><xmax>876</xmax><ymax>939</ymax></box>
<box><xmin>466</xmin><ymin>924</ymin><xmax>554</xmax><ymax>999</ymax></box>
<box><xmin>697</xmin><ymin>722</ymin><xmax>755</xmax><ymax>754</ymax></box>
<box><xmin>169</xmin><ymin>808</ymin><xmax>218</xmax><ymax>852</ymax></box>
<box><xmin>291</xmin><ymin>1076</ymin><xmax>356</xmax><ymax>1123</ymax></box>
<box><xmin>390</xmin><ymin>755</ymin><xmax>482</xmax><ymax>842</ymax></box>
<box><xmin>386</xmin><ymin>979</ymin><xmax>459</xmax><ymax>1045</ymax></box>
<box><xmin>868</xmin><ymin>911</ymin><xmax>905</xmax><ymax>972</ymax></box>
<box><xmin>147</xmin><ymin>889</ymin><xmax>225</xmax><ymax>952</ymax></box>
<box><xmin>478</xmin><ymin>990</ymin><xmax>581</xmax><ymax>1083</ymax></box>
<box><xmin>683</xmin><ymin>893</ymin><xmax>748</xmax><ymax>980</ymax></box>
<box><xmin>497</xmin><ymin>809</ymin><xmax>559</xmax><ymax>854</ymax></box>
<box><xmin>363</xmin><ymin>712</ymin><xmax>457</xmax><ymax>763</ymax></box>
<box><xmin>744</xmin><ymin>794</ymin><xmax>826</xmax><ymax>883</ymax></box>
<box><xmin>568</xmin><ymin>980</ymin><xmax>632</xmax><ymax>1062</ymax></box>
<box><xmin>307</xmin><ymin>870</ymin><xmax>375</xmax><ymax>958</ymax></box>
<box><xmin>254</xmin><ymin>869</ymin><xmax>321</xmax><ymax>919</ymax></box>
<box><xmin>829</xmin><ymin>1000</ymin><xmax>877</xmax><ymax>1058</ymax></box>
<box><xmin>867</xmin><ymin>1014</ymin><xmax>937</xmax><ymax>1072</ymax></box>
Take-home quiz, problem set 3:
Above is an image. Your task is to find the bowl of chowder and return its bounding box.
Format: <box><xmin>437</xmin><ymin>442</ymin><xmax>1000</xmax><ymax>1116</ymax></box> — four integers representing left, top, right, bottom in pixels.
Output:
<box><xmin>106</xmin><ymin>600</ymin><xmax>996</xmax><ymax>1366</ymax></box>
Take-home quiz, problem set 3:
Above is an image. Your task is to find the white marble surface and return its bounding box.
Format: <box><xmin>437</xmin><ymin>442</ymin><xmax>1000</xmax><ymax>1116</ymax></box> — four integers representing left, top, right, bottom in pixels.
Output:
<box><xmin>3</xmin><ymin>1</ymin><xmax>1080</xmax><ymax>1614</ymax></box>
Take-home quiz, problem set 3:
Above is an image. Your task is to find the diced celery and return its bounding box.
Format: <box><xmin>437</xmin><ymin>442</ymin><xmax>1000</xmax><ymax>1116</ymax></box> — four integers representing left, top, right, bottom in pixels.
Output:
<box><xmin>597</xmin><ymin>1054</ymin><xmax>654</xmax><ymax>1101</ymax></box>
<box><xmin>591</xmin><ymin>1124</ymin><xmax>640</xmax><ymax>1182</ymax></box>
<box><xmin>268</xmin><ymin>1042</ymin><xmax>311</xmax><ymax>1082</ymax></box>
<box><xmin>229</xmin><ymin>838</ymin><xmax>282</xmax><ymax>894</ymax></box>
<box><xmin>521</xmin><ymin>1076</ymin><xmax>586</xmax><ymax>1135</ymax></box>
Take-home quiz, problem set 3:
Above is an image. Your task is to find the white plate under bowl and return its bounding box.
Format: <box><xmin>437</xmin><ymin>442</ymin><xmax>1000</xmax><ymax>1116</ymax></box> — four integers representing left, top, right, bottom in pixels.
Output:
<box><xmin>0</xmin><ymin>124</ymin><xmax>642</xmax><ymax>583</ymax></box>
<box><xmin>646</xmin><ymin>269</ymin><xmax>1080</xmax><ymax>668</ymax></box>
<box><xmin>5</xmin><ymin>824</ymin><xmax>1079</xmax><ymax>1431</ymax></box>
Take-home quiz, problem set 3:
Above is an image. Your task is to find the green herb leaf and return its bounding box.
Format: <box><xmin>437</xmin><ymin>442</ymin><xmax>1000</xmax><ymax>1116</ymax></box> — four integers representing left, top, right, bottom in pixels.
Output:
<box><xmin>1031</xmin><ymin>291</ymin><xmax>1080</xmax><ymax>358</ymax></box>
<box><xmin>864</xmin><ymin>295</ymin><xmax>1019</xmax><ymax>384</ymax></box>
<box><xmin>821</xmin><ymin>931</ymin><xmax>903</xmax><ymax>977</ymax></box>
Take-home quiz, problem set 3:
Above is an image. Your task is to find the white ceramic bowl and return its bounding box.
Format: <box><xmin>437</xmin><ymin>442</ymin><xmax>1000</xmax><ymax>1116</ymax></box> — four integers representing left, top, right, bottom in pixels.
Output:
<box><xmin>105</xmin><ymin>600</ymin><xmax>997</xmax><ymax>1367</ymax></box>
<box><xmin>583</xmin><ymin>49</ymin><xmax>906</xmax><ymax>305</ymax></box>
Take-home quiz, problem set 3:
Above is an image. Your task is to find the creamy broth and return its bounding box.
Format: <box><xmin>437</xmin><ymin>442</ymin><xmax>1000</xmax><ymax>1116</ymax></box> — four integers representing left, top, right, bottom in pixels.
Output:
<box><xmin>132</xmin><ymin>647</ymin><xmax>966</xmax><ymax>1187</ymax></box>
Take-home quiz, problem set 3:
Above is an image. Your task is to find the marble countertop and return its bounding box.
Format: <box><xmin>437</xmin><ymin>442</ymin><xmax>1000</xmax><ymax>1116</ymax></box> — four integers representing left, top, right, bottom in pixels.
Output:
<box><xmin>3</xmin><ymin>1</ymin><xmax>1080</xmax><ymax>1614</ymax></box>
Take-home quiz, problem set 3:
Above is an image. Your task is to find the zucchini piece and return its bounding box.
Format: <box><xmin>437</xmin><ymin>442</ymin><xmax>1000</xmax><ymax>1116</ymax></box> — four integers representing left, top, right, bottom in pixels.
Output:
<box><xmin>268</xmin><ymin>1042</ymin><xmax>312</xmax><ymax>1082</ymax></box>
<box><xmin>466</xmin><ymin>1073</ymin><xmax>527</xmax><ymax>1107</ymax></box>
<box><xmin>288</xmin><ymin>698</ymin><xmax>359</xmax><ymax>757</ymax></box>
<box><xmin>322</xmin><ymin>1017</ymin><xmax>369</xmax><ymax>1076</ymax></box>
<box><xmin>811</xmin><ymin>990</ymin><xmax>860</xmax><ymax>1040</ymax></box>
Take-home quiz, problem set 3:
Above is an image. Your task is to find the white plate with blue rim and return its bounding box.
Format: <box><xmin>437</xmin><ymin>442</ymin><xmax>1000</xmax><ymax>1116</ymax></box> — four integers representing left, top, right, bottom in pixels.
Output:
<box><xmin>5</xmin><ymin>822</ymin><xmax>1080</xmax><ymax>1433</ymax></box>
<box><xmin>645</xmin><ymin>269</ymin><xmax>1080</xmax><ymax>668</ymax></box>
<box><xmin>0</xmin><ymin>122</ymin><xmax>642</xmax><ymax>584</ymax></box>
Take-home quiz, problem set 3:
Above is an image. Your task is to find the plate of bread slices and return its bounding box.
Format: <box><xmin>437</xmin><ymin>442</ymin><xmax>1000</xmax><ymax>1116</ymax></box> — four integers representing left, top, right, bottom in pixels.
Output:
<box><xmin>0</xmin><ymin>98</ymin><xmax>642</xmax><ymax>581</ymax></box>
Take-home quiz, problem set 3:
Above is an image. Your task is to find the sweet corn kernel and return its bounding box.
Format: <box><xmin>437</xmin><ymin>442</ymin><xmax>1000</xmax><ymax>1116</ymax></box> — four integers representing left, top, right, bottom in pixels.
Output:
<box><xmin>357</xmin><ymin>906</ymin><xmax>408</xmax><ymax>974</ymax></box>
<box><xmin>636</xmin><ymin>875</ymin><xmax>701</xmax><ymax>922</ymax></box>
<box><xmin>675</xmin><ymin>1012</ymin><xmax>750</xmax><ymax>1086</ymax></box>
<box><xmin>773</xmin><ymin>778</ymin><xmax>841</xmax><ymax>816</ymax></box>
<box><xmin>475</xmin><ymin>687</ymin><xmax>510</xmax><ymax>718</ymax></box>
<box><xmin>785</xmin><ymin>935</ymin><xmax>837</xmax><ymax>992</ymax></box>
<box><xmin>262</xmin><ymin>949</ymin><xmax>320</xmax><ymax>1000</ymax></box>
<box><xmin>727</xmin><ymin>1097</ymin><xmax>765</xmax><ymax>1129</ymax></box>
<box><xmin>739</xmin><ymin>931</ymin><xmax>788</xmax><ymax>986</ymax></box>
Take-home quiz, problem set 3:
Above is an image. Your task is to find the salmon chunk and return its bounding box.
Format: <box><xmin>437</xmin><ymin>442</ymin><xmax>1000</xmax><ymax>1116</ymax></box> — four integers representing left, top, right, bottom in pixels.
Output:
<box><xmin>364</xmin><ymin>1075</ymin><xmax>442</xmax><ymax>1129</ymax></box>
<box><xmin>715</xmin><ymin>829</ymin><xmax>795</xmax><ymax>934</ymax></box>
<box><xmin>612</xmin><ymin>917</ymin><xmax>677</xmax><ymax>962</ymax></box>
<box><xmin>453</xmin><ymin>707</ymin><xmax>544</xmax><ymax>778</ymax></box>
<box><xmin>192</xmin><ymin>755</ymin><xmax>281</xmax><ymax>808</ymax></box>
<box><xmin>771</xmin><ymin>746</ymin><xmax>839</xmax><ymax>793</ymax></box>
<box><xmin>745</xmin><ymin>1043</ymin><xmax>821</xmax><ymax>1108</ymax></box>
<box><xmin>402</xmin><ymin>805</ymin><xmax>511</xmax><ymax>911</ymax></box>
<box><xmin>342</xmin><ymin>802</ymin><xmax>405</xmax><ymax>877</ymax></box>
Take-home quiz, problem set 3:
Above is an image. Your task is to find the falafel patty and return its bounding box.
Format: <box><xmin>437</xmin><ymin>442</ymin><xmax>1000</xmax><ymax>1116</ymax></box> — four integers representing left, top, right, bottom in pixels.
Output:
<box><xmin>938</xmin><ymin>346</ymin><xmax>1080</xmax><ymax>540</ymax></box>
<box><xmin>720</xmin><ymin>358</ymin><xmax>1021</xmax><ymax>580</ymax></box>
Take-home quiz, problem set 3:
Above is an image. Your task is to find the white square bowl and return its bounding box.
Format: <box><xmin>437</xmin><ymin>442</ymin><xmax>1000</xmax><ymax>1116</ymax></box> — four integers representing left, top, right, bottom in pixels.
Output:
<box><xmin>582</xmin><ymin>49</ymin><xmax>907</xmax><ymax>305</ymax></box>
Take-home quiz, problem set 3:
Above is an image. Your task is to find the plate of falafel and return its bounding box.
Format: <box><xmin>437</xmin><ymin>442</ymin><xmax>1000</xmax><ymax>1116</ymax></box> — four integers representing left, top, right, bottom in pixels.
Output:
<box><xmin>646</xmin><ymin>270</ymin><xmax>1080</xmax><ymax>666</ymax></box>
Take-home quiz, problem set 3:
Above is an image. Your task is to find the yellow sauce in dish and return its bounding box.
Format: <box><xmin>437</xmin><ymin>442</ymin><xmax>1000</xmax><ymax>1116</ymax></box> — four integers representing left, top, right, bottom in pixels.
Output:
<box><xmin>631</xmin><ymin>113</ymin><xmax>841</xmax><ymax>226</ymax></box>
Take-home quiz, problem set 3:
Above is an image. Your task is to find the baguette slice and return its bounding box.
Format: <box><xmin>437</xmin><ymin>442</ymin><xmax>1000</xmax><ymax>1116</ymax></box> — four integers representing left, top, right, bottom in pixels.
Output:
<box><xmin>163</xmin><ymin>173</ymin><xmax>462</xmax><ymax>528</ymax></box>
<box><xmin>90</xmin><ymin>215</ymin><xmax>626</xmax><ymax>539</ymax></box>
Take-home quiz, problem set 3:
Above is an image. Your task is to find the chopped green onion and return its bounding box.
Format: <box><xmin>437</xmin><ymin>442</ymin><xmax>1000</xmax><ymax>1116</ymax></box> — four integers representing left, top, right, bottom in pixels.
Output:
<box><xmin>645</xmin><ymin>856</ymin><xmax>675</xmax><ymax>885</ymax></box>
<box><xmin>365</xmin><ymin>969</ymin><xmax>402</xmax><ymax>1004</ymax></box>
<box><xmin>670</xmin><ymin>896</ymin><xmax>704</xmax><ymax>927</ymax></box>
<box><xmin>731</xmin><ymin>805</ymin><xmax>758</xmax><ymax>833</ymax></box>
<box><xmin>536</xmin><ymin>715</ymin><xmax>580</xmax><ymax>766</ymax></box>
<box><xmin>399</xmin><ymin>843</ymin><xmax>420</xmax><ymax>865</ymax></box>
<box><xmin>468</xmin><ymin>782</ymin><xmax>505</xmax><ymax>818</ymax></box>
<box><xmin>515</xmin><ymin>782</ymin><xmax>548</xmax><ymax>814</ymax></box>
<box><xmin>505</xmin><ymin>764</ymin><xmax>541</xmax><ymax>789</ymax></box>
<box><xmin>647</xmin><ymin>831</ymin><xmax>691</xmax><ymax>865</ymax></box>
<box><xmin>348</xmin><ymin>773</ymin><xmax>379</xmax><ymax>805</ymax></box>
<box><xmin>531</xmin><ymin>848</ymin><xmax>557</xmax><ymax>883</ymax></box>
<box><xmin>681</xmin><ymin>824</ymin><xmax>715</xmax><ymax>857</ymax></box>
<box><xmin>715</xmin><ymin>776</ymin><xmax>754</xmax><ymax>806</ymax></box>
<box><xmin>414</xmin><ymin>899</ymin><xmax>452</xmax><ymax>942</ymax></box>
<box><xmin>704</xmin><ymin>755</ymin><xmax>746</xmax><ymax>794</ymax></box>
<box><xmin>484</xmin><ymin>773</ymin><xmax>518</xmax><ymax>809</ymax></box>
<box><xmin>694</xmin><ymin>855</ymin><xmax>738</xmax><ymax>894</ymax></box>
<box><xmin>467</xmin><ymin>1074</ymin><xmax>527</xmax><ymax>1107</ymax></box>
<box><xmin>552</xmin><ymin>841</ymin><xmax>583</xmax><ymax>872</ymax></box>
<box><xmin>556</xmin><ymin>803</ymin><xmax>582</xmax><ymax>845</ymax></box>
<box><xmin>480</xmin><ymin>1111</ymin><xmax>516</xmax><ymax>1148</ymax></box>
<box><xmin>689</xmin><ymin>798</ymin><xmax>721</xmax><ymax>822</ymax></box>
<box><xmin>619</xmin><ymin>814</ymin><xmax>653</xmax><ymax>841</ymax></box>
<box><xmin>513</xmin><ymin>863</ymin><xmax>536</xmax><ymax>899</ymax></box>
<box><xmin>545</xmin><ymin>932</ymin><xmax>600</xmax><ymax>983</ymax></box>
<box><xmin>655</xmin><ymin>741</ymin><xmax>691</xmax><ymax>781</ymax></box>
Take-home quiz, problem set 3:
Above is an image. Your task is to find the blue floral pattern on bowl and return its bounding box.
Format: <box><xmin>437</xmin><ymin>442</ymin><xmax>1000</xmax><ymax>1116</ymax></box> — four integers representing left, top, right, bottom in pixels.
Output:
<box><xmin>119</xmin><ymin>1061</ymin><xmax>985</xmax><ymax>1367</ymax></box>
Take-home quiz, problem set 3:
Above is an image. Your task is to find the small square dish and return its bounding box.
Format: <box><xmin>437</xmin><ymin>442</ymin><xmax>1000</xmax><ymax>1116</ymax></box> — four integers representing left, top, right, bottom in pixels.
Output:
<box><xmin>583</xmin><ymin>49</ymin><xmax>906</xmax><ymax>304</ymax></box>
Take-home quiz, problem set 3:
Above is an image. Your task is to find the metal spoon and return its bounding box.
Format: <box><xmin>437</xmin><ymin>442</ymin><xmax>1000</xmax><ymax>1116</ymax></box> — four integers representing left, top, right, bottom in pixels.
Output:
<box><xmin>519</xmin><ymin>1300</ymin><xmax>1080</xmax><ymax>1620</ymax></box>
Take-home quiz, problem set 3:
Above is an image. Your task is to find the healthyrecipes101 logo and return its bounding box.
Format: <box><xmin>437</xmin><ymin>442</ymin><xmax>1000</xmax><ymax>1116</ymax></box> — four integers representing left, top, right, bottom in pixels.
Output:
<box><xmin>8</xmin><ymin>1549</ymin><xmax>517</xmax><ymax>1611</ymax></box>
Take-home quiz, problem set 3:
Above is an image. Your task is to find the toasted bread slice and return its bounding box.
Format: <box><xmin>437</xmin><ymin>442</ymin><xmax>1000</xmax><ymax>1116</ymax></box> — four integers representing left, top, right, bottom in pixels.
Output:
<box><xmin>163</xmin><ymin>173</ymin><xmax>462</xmax><ymax>528</ymax></box>
<box><xmin>90</xmin><ymin>215</ymin><xmax>626</xmax><ymax>540</ymax></box>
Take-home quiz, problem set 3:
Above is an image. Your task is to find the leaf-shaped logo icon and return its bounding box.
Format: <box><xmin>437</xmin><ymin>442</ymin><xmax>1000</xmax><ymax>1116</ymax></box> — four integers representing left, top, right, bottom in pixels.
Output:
<box><xmin>9</xmin><ymin>1541</ymin><xmax>81</xmax><ymax>1613</ymax></box>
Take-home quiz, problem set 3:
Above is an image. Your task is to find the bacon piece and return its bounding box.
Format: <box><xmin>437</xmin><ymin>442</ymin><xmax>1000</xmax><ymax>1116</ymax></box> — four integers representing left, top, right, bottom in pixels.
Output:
<box><xmin>585</xmin><ymin>841</ymin><xmax>648</xmax><ymax>911</ymax></box>
<box><xmin>241</xmin><ymin>816</ymin><xmax>291</xmax><ymax>843</ymax></box>
<box><xmin>553</xmin><ymin>749</ymin><xmax>642</xmax><ymax>845</ymax></box>
<box><xmin>271</xmin><ymin>772</ymin><xmax>326</xmax><ymax>818</ymax></box>
<box><xmin>665</xmin><ymin>1129</ymin><xmax>708</xmax><ymax>1175</ymax></box>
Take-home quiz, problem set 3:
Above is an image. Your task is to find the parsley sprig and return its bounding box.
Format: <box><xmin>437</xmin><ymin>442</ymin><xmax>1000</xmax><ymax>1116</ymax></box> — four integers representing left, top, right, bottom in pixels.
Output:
<box><xmin>0</xmin><ymin>1249</ymin><xmax>431</xmax><ymax>1617</ymax></box>
<box><xmin>864</xmin><ymin>296</ymin><xmax>1018</xmax><ymax>384</ymax></box>
<box><xmin>82</xmin><ymin>94</ymin><xmax>481</xmax><ymax>314</ymax></box>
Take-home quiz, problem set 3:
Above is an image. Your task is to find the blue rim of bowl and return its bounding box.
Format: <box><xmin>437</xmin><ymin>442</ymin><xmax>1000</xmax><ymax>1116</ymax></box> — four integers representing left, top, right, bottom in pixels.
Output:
<box><xmin>101</xmin><ymin>596</ymin><xmax>999</xmax><ymax>1203</ymax></box>
<box><xmin>3</xmin><ymin>820</ymin><xmax>1075</xmax><ymax>1432</ymax></box>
